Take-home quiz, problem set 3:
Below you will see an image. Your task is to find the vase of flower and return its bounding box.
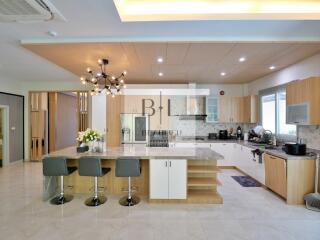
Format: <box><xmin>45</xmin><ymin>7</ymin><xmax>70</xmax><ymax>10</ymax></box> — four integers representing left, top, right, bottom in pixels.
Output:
<box><xmin>76</xmin><ymin>128</ymin><xmax>101</xmax><ymax>152</ymax></box>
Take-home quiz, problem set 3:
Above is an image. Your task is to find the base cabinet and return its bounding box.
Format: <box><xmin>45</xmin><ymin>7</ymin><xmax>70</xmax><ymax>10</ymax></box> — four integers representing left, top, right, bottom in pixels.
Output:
<box><xmin>149</xmin><ymin>159</ymin><xmax>187</xmax><ymax>199</ymax></box>
<box><xmin>264</xmin><ymin>154</ymin><xmax>287</xmax><ymax>198</ymax></box>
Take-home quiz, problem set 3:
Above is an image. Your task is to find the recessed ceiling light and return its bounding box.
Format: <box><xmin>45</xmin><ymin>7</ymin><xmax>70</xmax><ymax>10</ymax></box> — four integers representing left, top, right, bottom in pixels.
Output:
<box><xmin>158</xmin><ymin>72</ymin><xmax>163</xmax><ymax>76</ymax></box>
<box><xmin>239</xmin><ymin>57</ymin><xmax>246</xmax><ymax>62</ymax></box>
<box><xmin>157</xmin><ymin>57</ymin><xmax>163</xmax><ymax>63</ymax></box>
<box><xmin>269</xmin><ymin>65</ymin><xmax>276</xmax><ymax>70</ymax></box>
<box><xmin>220</xmin><ymin>72</ymin><xmax>226</xmax><ymax>76</ymax></box>
<box><xmin>47</xmin><ymin>30</ymin><xmax>58</xmax><ymax>37</ymax></box>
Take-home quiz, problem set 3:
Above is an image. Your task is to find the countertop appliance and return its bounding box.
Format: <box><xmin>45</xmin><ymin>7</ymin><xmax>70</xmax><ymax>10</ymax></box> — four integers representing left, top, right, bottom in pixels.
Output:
<box><xmin>208</xmin><ymin>133</ymin><xmax>218</xmax><ymax>140</ymax></box>
<box><xmin>148</xmin><ymin>130</ymin><xmax>169</xmax><ymax>147</ymax></box>
<box><xmin>120</xmin><ymin>113</ymin><xmax>149</xmax><ymax>144</ymax></box>
<box><xmin>236</xmin><ymin>126</ymin><xmax>242</xmax><ymax>140</ymax></box>
<box><xmin>219</xmin><ymin>130</ymin><xmax>228</xmax><ymax>140</ymax></box>
<box><xmin>283</xmin><ymin>142</ymin><xmax>307</xmax><ymax>156</ymax></box>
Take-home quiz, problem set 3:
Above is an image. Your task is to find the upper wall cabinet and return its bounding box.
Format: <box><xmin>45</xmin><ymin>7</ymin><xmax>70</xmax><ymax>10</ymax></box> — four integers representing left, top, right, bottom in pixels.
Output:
<box><xmin>206</xmin><ymin>97</ymin><xmax>219</xmax><ymax>123</ymax></box>
<box><xmin>219</xmin><ymin>95</ymin><xmax>259</xmax><ymax>123</ymax></box>
<box><xmin>243</xmin><ymin>95</ymin><xmax>259</xmax><ymax>124</ymax></box>
<box><xmin>286</xmin><ymin>77</ymin><xmax>320</xmax><ymax>125</ymax></box>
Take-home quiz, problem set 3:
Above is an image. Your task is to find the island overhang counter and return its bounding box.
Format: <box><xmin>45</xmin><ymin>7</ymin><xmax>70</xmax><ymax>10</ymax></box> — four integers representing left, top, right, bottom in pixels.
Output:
<box><xmin>43</xmin><ymin>146</ymin><xmax>224</xmax><ymax>204</ymax></box>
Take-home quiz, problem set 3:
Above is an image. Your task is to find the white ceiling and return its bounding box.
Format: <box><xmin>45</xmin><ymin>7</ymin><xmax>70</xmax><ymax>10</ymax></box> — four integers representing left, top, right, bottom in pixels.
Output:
<box><xmin>1</xmin><ymin>0</ymin><xmax>320</xmax><ymax>85</ymax></box>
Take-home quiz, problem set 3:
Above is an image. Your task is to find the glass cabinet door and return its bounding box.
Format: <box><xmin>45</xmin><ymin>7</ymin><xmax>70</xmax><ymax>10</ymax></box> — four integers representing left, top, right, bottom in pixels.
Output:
<box><xmin>206</xmin><ymin>97</ymin><xmax>219</xmax><ymax>123</ymax></box>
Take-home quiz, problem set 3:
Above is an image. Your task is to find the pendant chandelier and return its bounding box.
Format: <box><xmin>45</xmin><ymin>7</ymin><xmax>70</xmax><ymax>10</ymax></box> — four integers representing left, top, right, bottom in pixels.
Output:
<box><xmin>80</xmin><ymin>58</ymin><xmax>127</xmax><ymax>97</ymax></box>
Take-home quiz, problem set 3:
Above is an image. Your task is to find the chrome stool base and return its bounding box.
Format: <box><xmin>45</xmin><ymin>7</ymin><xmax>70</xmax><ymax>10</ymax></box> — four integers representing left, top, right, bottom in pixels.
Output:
<box><xmin>85</xmin><ymin>196</ymin><xmax>107</xmax><ymax>207</ymax></box>
<box><xmin>50</xmin><ymin>194</ymin><xmax>73</xmax><ymax>205</ymax></box>
<box><xmin>119</xmin><ymin>195</ymin><xmax>140</xmax><ymax>206</ymax></box>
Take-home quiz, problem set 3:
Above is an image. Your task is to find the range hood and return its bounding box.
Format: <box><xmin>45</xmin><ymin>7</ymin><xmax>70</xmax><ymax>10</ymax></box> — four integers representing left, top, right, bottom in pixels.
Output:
<box><xmin>178</xmin><ymin>96</ymin><xmax>207</xmax><ymax>120</ymax></box>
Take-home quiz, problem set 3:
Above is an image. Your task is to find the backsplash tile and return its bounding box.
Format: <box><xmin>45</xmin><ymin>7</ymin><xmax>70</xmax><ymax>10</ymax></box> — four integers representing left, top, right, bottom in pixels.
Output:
<box><xmin>168</xmin><ymin>116</ymin><xmax>255</xmax><ymax>136</ymax></box>
<box><xmin>298</xmin><ymin>125</ymin><xmax>320</xmax><ymax>150</ymax></box>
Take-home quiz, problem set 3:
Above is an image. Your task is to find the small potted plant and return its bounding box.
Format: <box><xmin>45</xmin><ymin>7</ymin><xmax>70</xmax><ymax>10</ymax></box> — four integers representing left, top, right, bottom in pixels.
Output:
<box><xmin>76</xmin><ymin>128</ymin><xmax>101</xmax><ymax>152</ymax></box>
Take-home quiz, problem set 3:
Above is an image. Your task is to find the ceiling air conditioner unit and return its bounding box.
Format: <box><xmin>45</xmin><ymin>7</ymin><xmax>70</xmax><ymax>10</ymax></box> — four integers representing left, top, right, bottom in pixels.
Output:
<box><xmin>0</xmin><ymin>0</ymin><xmax>65</xmax><ymax>23</ymax></box>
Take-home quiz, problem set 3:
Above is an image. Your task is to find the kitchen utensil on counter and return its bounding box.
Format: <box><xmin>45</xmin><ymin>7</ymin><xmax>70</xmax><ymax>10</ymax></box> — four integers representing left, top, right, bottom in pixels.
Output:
<box><xmin>304</xmin><ymin>154</ymin><xmax>320</xmax><ymax>212</ymax></box>
<box><xmin>218</xmin><ymin>130</ymin><xmax>228</xmax><ymax>140</ymax></box>
<box><xmin>261</xmin><ymin>130</ymin><xmax>273</xmax><ymax>144</ymax></box>
<box><xmin>208</xmin><ymin>133</ymin><xmax>218</xmax><ymax>140</ymax></box>
<box><xmin>282</xmin><ymin>142</ymin><xmax>307</xmax><ymax>156</ymax></box>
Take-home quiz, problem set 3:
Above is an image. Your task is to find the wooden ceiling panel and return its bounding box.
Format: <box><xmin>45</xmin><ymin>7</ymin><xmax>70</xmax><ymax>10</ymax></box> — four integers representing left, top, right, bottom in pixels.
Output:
<box><xmin>183</xmin><ymin>43</ymin><xmax>235</xmax><ymax>65</ymax></box>
<box><xmin>22</xmin><ymin>42</ymin><xmax>320</xmax><ymax>84</ymax></box>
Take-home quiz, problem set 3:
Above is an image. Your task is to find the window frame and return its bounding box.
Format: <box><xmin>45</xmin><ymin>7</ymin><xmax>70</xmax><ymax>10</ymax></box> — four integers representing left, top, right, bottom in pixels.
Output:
<box><xmin>259</xmin><ymin>85</ymin><xmax>297</xmax><ymax>140</ymax></box>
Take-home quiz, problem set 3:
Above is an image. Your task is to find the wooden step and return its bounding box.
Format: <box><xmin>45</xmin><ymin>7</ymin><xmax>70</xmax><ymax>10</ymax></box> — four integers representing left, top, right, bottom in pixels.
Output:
<box><xmin>187</xmin><ymin>189</ymin><xmax>223</xmax><ymax>204</ymax></box>
<box><xmin>188</xmin><ymin>177</ymin><xmax>220</xmax><ymax>187</ymax></box>
<box><xmin>188</xmin><ymin>165</ymin><xmax>219</xmax><ymax>174</ymax></box>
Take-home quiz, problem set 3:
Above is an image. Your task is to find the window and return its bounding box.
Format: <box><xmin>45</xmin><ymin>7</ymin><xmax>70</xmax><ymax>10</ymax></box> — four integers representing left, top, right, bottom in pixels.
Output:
<box><xmin>261</xmin><ymin>89</ymin><xmax>296</xmax><ymax>136</ymax></box>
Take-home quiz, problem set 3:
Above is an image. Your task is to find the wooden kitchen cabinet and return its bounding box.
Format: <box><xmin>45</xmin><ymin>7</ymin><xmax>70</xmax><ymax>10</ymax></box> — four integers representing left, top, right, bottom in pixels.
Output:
<box><xmin>264</xmin><ymin>153</ymin><xmax>316</xmax><ymax>204</ymax></box>
<box><xmin>264</xmin><ymin>153</ymin><xmax>287</xmax><ymax>198</ymax></box>
<box><xmin>123</xmin><ymin>95</ymin><xmax>169</xmax><ymax>130</ymax></box>
<box><xmin>286</xmin><ymin>77</ymin><xmax>320</xmax><ymax>125</ymax></box>
<box><xmin>243</xmin><ymin>95</ymin><xmax>259</xmax><ymax>123</ymax></box>
<box><xmin>219</xmin><ymin>96</ymin><xmax>256</xmax><ymax>123</ymax></box>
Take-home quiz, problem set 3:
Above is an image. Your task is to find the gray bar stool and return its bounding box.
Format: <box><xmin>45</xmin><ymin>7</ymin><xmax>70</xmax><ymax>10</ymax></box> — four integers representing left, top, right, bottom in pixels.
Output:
<box><xmin>43</xmin><ymin>156</ymin><xmax>77</xmax><ymax>205</ymax></box>
<box><xmin>116</xmin><ymin>158</ymin><xmax>141</xmax><ymax>206</ymax></box>
<box><xmin>78</xmin><ymin>157</ymin><xmax>111</xmax><ymax>207</ymax></box>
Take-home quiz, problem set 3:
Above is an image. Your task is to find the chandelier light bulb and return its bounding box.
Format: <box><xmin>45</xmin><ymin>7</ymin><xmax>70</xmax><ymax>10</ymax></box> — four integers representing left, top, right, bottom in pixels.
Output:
<box><xmin>123</xmin><ymin>84</ymin><xmax>127</xmax><ymax>89</ymax></box>
<box><xmin>81</xmin><ymin>58</ymin><xmax>125</xmax><ymax>97</ymax></box>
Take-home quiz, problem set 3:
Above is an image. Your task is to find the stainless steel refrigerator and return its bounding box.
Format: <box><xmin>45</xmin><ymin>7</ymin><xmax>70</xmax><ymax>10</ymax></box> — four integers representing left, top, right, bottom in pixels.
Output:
<box><xmin>120</xmin><ymin>113</ymin><xmax>149</xmax><ymax>144</ymax></box>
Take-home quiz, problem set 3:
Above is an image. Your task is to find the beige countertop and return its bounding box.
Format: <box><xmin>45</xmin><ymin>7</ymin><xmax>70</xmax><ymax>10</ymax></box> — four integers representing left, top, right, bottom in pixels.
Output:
<box><xmin>45</xmin><ymin>146</ymin><xmax>224</xmax><ymax>161</ymax></box>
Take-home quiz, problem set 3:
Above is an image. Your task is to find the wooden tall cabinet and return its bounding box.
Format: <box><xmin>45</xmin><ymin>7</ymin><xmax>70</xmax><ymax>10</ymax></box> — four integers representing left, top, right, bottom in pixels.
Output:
<box><xmin>106</xmin><ymin>95</ymin><xmax>123</xmax><ymax>147</ymax></box>
<box><xmin>286</xmin><ymin>77</ymin><xmax>320</xmax><ymax>125</ymax></box>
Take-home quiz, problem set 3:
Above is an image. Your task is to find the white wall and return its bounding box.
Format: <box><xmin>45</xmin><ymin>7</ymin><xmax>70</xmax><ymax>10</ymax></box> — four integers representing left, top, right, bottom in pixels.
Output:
<box><xmin>197</xmin><ymin>83</ymin><xmax>246</xmax><ymax>96</ymax></box>
<box><xmin>248</xmin><ymin>52</ymin><xmax>320</xmax><ymax>94</ymax></box>
<box><xmin>92</xmin><ymin>94</ymin><xmax>106</xmax><ymax>134</ymax></box>
<box><xmin>247</xmin><ymin>52</ymin><xmax>320</xmax><ymax>150</ymax></box>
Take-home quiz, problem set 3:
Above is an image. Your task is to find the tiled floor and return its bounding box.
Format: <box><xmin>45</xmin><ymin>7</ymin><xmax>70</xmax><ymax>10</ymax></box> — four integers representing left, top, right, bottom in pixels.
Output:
<box><xmin>0</xmin><ymin>162</ymin><xmax>319</xmax><ymax>240</ymax></box>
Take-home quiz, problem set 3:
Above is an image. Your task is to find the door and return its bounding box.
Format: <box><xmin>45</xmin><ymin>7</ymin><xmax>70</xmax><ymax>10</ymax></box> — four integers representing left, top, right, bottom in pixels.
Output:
<box><xmin>168</xmin><ymin>160</ymin><xmax>187</xmax><ymax>199</ymax></box>
<box><xmin>149</xmin><ymin>159</ymin><xmax>169</xmax><ymax>199</ymax></box>
<box><xmin>0</xmin><ymin>93</ymin><xmax>24</xmax><ymax>164</ymax></box>
<box><xmin>264</xmin><ymin>154</ymin><xmax>287</xmax><ymax>198</ymax></box>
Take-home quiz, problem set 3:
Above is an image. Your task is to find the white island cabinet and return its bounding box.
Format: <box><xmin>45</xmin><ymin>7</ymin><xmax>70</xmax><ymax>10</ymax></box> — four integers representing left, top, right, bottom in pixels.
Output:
<box><xmin>149</xmin><ymin>159</ymin><xmax>187</xmax><ymax>199</ymax></box>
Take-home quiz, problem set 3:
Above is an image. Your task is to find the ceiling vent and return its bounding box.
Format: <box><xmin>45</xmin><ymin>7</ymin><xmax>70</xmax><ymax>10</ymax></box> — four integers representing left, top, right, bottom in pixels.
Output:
<box><xmin>0</xmin><ymin>0</ymin><xmax>66</xmax><ymax>23</ymax></box>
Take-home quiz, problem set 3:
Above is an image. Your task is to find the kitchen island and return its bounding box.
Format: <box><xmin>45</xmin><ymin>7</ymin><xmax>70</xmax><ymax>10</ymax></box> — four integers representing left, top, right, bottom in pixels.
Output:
<box><xmin>44</xmin><ymin>146</ymin><xmax>224</xmax><ymax>204</ymax></box>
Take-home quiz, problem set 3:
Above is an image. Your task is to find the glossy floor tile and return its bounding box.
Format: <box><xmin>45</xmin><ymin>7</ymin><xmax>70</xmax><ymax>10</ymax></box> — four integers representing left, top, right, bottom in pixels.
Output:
<box><xmin>0</xmin><ymin>162</ymin><xmax>319</xmax><ymax>240</ymax></box>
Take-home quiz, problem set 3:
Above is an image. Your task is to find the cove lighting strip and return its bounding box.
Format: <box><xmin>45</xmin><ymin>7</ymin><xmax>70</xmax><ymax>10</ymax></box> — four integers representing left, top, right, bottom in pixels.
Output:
<box><xmin>113</xmin><ymin>0</ymin><xmax>320</xmax><ymax>21</ymax></box>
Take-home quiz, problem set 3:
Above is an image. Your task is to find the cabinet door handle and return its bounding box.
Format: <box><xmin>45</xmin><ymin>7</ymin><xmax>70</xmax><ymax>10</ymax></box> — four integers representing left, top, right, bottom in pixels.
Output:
<box><xmin>169</xmin><ymin>161</ymin><xmax>172</xmax><ymax>167</ymax></box>
<box><xmin>165</xmin><ymin>161</ymin><xmax>167</xmax><ymax>167</ymax></box>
